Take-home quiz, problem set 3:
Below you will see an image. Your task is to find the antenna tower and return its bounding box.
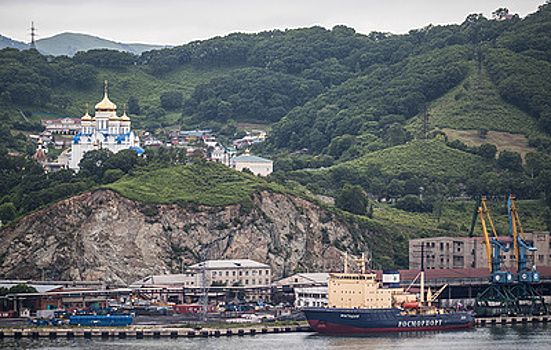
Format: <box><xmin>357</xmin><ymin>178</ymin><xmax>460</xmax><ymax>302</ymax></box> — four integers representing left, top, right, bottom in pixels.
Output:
<box><xmin>29</xmin><ymin>22</ymin><xmax>37</xmax><ymax>49</ymax></box>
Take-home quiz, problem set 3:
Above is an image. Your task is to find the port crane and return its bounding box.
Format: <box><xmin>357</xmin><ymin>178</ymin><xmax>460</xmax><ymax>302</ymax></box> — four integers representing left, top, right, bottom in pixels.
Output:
<box><xmin>472</xmin><ymin>196</ymin><xmax>547</xmax><ymax>315</ymax></box>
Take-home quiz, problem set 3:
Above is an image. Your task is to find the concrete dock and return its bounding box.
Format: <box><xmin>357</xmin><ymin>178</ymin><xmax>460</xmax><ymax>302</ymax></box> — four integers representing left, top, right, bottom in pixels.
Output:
<box><xmin>1</xmin><ymin>317</ymin><xmax>550</xmax><ymax>339</ymax></box>
<box><xmin>475</xmin><ymin>315</ymin><xmax>549</xmax><ymax>326</ymax></box>
<box><xmin>0</xmin><ymin>324</ymin><xmax>312</xmax><ymax>339</ymax></box>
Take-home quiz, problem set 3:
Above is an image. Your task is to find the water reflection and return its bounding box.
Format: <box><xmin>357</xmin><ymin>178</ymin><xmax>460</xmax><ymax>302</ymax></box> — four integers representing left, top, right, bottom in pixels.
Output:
<box><xmin>1</xmin><ymin>326</ymin><xmax>550</xmax><ymax>350</ymax></box>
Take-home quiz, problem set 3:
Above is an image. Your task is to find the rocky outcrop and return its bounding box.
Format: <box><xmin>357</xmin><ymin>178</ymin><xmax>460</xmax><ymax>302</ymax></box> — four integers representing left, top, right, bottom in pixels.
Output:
<box><xmin>0</xmin><ymin>189</ymin><xmax>368</xmax><ymax>285</ymax></box>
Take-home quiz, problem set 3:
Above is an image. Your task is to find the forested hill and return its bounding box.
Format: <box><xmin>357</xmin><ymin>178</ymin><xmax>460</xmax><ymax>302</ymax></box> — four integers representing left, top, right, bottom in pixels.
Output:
<box><xmin>3</xmin><ymin>5</ymin><xmax>551</xmax><ymax>272</ymax></box>
<box><xmin>2</xmin><ymin>5</ymin><xmax>551</xmax><ymax>219</ymax></box>
<box><xmin>2</xmin><ymin>5</ymin><xmax>551</xmax><ymax>143</ymax></box>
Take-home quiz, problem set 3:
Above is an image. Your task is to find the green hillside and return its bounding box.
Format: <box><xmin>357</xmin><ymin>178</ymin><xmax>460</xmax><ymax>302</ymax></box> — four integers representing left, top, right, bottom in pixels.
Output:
<box><xmin>354</xmin><ymin>139</ymin><xmax>486</xmax><ymax>181</ymax></box>
<box><xmin>106</xmin><ymin>161</ymin><xmax>281</xmax><ymax>207</ymax></box>
<box><xmin>409</xmin><ymin>65</ymin><xmax>541</xmax><ymax>138</ymax></box>
<box><xmin>286</xmin><ymin>139</ymin><xmax>490</xmax><ymax>198</ymax></box>
<box><xmin>3</xmin><ymin>4</ymin><xmax>551</xmax><ymax>270</ymax></box>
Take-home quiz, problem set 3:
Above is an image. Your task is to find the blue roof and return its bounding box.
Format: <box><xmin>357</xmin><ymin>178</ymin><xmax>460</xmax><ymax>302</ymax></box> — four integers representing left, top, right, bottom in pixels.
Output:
<box><xmin>129</xmin><ymin>146</ymin><xmax>145</xmax><ymax>155</ymax></box>
<box><xmin>72</xmin><ymin>132</ymin><xmax>81</xmax><ymax>144</ymax></box>
<box><xmin>181</xmin><ymin>129</ymin><xmax>212</xmax><ymax>136</ymax></box>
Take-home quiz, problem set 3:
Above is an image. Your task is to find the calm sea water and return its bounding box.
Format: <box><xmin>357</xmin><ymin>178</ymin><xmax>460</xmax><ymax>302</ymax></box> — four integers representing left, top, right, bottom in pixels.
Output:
<box><xmin>1</xmin><ymin>325</ymin><xmax>550</xmax><ymax>350</ymax></box>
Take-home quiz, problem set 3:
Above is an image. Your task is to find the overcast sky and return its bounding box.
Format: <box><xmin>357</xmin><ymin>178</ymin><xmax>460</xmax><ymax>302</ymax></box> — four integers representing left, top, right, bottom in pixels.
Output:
<box><xmin>0</xmin><ymin>0</ymin><xmax>547</xmax><ymax>46</ymax></box>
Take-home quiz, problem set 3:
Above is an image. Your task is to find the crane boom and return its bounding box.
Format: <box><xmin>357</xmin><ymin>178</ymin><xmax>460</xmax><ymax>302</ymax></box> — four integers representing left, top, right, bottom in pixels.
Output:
<box><xmin>507</xmin><ymin>196</ymin><xmax>539</xmax><ymax>283</ymax></box>
<box><xmin>470</xmin><ymin>197</ymin><xmax>512</xmax><ymax>284</ymax></box>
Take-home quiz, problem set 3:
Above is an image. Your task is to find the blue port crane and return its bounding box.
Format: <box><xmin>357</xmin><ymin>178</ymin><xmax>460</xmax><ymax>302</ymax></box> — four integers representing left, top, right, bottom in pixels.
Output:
<box><xmin>469</xmin><ymin>197</ymin><xmax>513</xmax><ymax>284</ymax></box>
<box><xmin>472</xmin><ymin>196</ymin><xmax>548</xmax><ymax>316</ymax></box>
<box><xmin>507</xmin><ymin>196</ymin><xmax>539</xmax><ymax>283</ymax></box>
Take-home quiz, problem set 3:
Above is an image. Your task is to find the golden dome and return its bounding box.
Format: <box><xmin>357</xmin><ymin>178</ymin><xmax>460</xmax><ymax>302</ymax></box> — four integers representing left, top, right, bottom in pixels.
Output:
<box><xmin>109</xmin><ymin>113</ymin><xmax>120</xmax><ymax>121</ymax></box>
<box><xmin>81</xmin><ymin>112</ymin><xmax>92</xmax><ymax>122</ymax></box>
<box><xmin>95</xmin><ymin>82</ymin><xmax>117</xmax><ymax>111</ymax></box>
<box><xmin>37</xmin><ymin>138</ymin><xmax>43</xmax><ymax>145</ymax></box>
<box><xmin>120</xmin><ymin>112</ymin><xmax>131</xmax><ymax>122</ymax></box>
<box><xmin>93</xmin><ymin>140</ymin><xmax>99</xmax><ymax>147</ymax></box>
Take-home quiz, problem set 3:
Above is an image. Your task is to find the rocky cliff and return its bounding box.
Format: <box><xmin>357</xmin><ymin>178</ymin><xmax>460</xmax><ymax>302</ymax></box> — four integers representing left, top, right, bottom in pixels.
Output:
<box><xmin>0</xmin><ymin>189</ymin><xmax>369</xmax><ymax>285</ymax></box>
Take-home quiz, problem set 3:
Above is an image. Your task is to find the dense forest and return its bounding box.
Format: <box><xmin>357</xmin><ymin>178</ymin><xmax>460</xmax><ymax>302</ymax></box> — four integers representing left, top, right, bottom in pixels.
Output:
<box><xmin>2</xmin><ymin>4</ymin><xmax>551</xmax><ymax>267</ymax></box>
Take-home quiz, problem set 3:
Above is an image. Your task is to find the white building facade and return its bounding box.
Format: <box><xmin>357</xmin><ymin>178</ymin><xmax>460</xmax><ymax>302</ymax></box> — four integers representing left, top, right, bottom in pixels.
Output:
<box><xmin>231</xmin><ymin>153</ymin><xmax>273</xmax><ymax>176</ymax></box>
<box><xmin>68</xmin><ymin>86</ymin><xmax>142</xmax><ymax>169</ymax></box>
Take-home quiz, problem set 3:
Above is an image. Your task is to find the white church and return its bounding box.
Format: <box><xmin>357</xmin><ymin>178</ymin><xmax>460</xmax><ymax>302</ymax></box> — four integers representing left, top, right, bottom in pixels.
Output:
<box><xmin>68</xmin><ymin>84</ymin><xmax>143</xmax><ymax>169</ymax></box>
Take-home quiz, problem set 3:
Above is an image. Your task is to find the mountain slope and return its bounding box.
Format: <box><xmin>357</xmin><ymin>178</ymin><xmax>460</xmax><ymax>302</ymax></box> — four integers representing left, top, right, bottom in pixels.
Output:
<box><xmin>35</xmin><ymin>32</ymin><xmax>165</xmax><ymax>56</ymax></box>
<box><xmin>0</xmin><ymin>34</ymin><xmax>28</xmax><ymax>50</ymax></box>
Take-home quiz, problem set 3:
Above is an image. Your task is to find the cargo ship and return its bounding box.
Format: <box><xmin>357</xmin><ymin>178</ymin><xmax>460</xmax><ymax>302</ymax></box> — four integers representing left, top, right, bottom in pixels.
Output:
<box><xmin>302</xmin><ymin>255</ymin><xmax>474</xmax><ymax>334</ymax></box>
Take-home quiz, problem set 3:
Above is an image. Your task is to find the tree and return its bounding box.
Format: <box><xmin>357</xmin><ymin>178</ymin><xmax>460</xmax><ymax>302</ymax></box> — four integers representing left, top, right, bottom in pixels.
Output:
<box><xmin>492</xmin><ymin>8</ymin><xmax>509</xmax><ymax>20</ymax></box>
<box><xmin>526</xmin><ymin>152</ymin><xmax>551</xmax><ymax>178</ymax></box>
<box><xmin>477</xmin><ymin>143</ymin><xmax>497</xmax><ymax>160</ymax></box>
<box><xmin>395</xmin><ymin>194</ymin><xmax>432</xmax><ymax>213</ymax></box>
<box><xmin>335</xmin><ymin>183</ymin><xmax>368</xmax><ymax>215</ymax></box>
<box><xmin>0</xmin><ymin>202</ymin><xmax>16</xmax><ymax>224</ymax></box>
<box><xmin>78</xmin><ymin>149</ymin><xmax>113</xmax><ymax>180</ymax></box>
<box><xmin>497</xmin><ymin>150</ymin><xmax>523</xmax><ymax>172</ymax></box>
<box><xmin>8</xmin><ymin>284</ymin><xmax>37</xmax><ymax>294</ymax></box>
<box><xmin>104</xmin><ymin>149</ymin><xmax>139</xmax><ymax>173</ymax></box>
<box><xmin>160</xmin><ymin>91</ymin><xmax>183</xmax><ymax>110</ymax></box>
<box><xmin>127</xmin><ymin>96</ymin><xmax>141</xmax><ymax>115</ymax></box>
<box><xmin>102</xmin><ymin>169</ymin><xmax>124</xmax><ymax>183</ymax></box>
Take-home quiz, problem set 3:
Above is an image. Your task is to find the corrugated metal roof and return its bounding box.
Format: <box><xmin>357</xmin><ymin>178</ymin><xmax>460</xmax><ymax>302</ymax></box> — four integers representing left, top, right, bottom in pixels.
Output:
<box><xmin>189</xmin><ymin>259</ymin><xmax>270</xmax><ymax>269</ymax></box>
<box><xmin>296</xmin><ymin>273</ymin><xmax>330</xmax><ymax>283</ymax></box>
<box><xmin>232</xmin><ymin>154</ymin><xmax>272</xmax><ymax>163</ymax></box>
<box><xmin>129</xmin><ymin>273</ymin><xmax>195</xmax><ymax>287</ymax></box>
<box><xmin>371</xmin><ymin>267</ymin><xmax>551</xmax><ymax>281</ymax></box>
<box><xmin>0</xmin><ymin>284</ymin><xmax>63</xmax><ymax>293</ymax></box>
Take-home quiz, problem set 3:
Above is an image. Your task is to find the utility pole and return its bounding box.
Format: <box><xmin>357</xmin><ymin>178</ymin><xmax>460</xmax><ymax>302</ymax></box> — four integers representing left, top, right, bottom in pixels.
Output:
<box><xmin>200</xmin><ymin>245</ymin><xmax>210</xmax><ymax>323</ymax></box>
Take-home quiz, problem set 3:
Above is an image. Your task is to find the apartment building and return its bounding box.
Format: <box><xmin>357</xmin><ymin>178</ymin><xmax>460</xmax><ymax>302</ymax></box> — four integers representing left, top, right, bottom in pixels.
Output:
<box><xmin>409</xmin><ymin>231</ymin><xmax>551</xmax><ymax>270</ymax></box>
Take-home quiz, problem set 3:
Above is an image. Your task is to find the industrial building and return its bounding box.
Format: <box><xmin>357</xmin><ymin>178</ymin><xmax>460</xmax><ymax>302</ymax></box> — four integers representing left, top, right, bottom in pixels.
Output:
<box><xmin>409</xmin><ymin>231</ymin><xmax>551</xmax><ymax>270</ymax></box>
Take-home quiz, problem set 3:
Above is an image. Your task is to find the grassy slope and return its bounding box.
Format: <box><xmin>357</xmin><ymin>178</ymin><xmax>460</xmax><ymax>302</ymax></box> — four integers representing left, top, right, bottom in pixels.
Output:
<box><xmin>353</xmin><ymin>139</ymin><xmax>487</xmax><ymax>181</ymax></box>
<box><xmin>374</xmin><ymin>199</ymin><xmax>547</xmax><ymax>238</ymax></box>
<box><xmin>442</xmin><ymin>129</ymin><xmax>535</xmax><ymax>159</ymax></box>
<box><xmin>425</xmin><ymin>65</ymin><xmax>540</xmax><ymax>136</ymax></box>
<box><xmin>105</xmin><ymin>161</ymin><xmax>283</xmax><ymax>207</ymax></box>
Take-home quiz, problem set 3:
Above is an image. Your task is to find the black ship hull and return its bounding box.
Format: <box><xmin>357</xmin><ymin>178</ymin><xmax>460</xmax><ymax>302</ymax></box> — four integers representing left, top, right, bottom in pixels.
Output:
<box><xmin>302</xmin><ymin>307</ymin><xmax>474</xmax><ymax>334</ymax></box>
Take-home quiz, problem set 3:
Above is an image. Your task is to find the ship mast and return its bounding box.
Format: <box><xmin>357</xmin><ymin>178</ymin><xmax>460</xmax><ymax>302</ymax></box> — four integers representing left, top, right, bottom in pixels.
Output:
<box><xmin>420</xmin><ymin>243</ymin><xmax>425</xmax><ymax>304</ymax></box>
